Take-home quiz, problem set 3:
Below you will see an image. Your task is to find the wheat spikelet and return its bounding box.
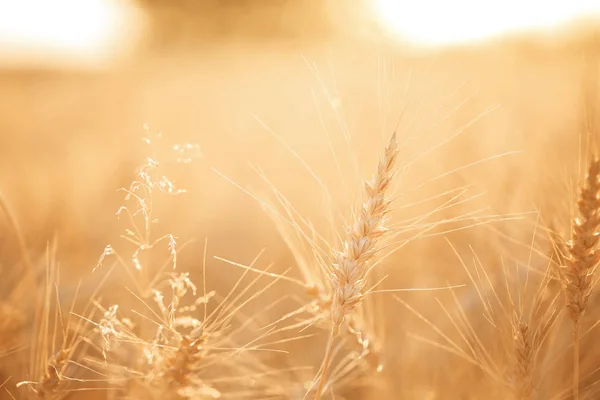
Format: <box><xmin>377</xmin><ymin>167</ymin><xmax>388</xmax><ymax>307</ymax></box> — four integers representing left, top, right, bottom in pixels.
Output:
<box><xmin>161</xmin><ymin>333</ymin><xmax>216</xmax><ymax>397</ymax></box>
<box><xmin>347</xmin><ymin>315</ymin><xmax>384</xmax><ymax>372</ymax></box>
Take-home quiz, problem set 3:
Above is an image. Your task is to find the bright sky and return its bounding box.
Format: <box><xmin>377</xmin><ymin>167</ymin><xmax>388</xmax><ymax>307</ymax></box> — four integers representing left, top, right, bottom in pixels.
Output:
<box><xmin>0</xmin><ymin>0</ymin><xmax>140</xmax><ymax>67</ymax></box>
<box><xmin>373</xmin><ymin>0</ymin><xmax>600</xmax><ymax>45</ymax></box>
<box><xmin>0</xmin><ymin>0</ymin><xmax>599</xmax><ymax>67</ymax></box>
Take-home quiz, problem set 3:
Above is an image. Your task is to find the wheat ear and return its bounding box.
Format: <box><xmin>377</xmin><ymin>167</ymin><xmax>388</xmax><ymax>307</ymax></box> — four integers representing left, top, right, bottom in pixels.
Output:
<box><xmin>314</xmin><ymin>133</ymin><xmax>398</xmax><ymax>400</ymax></box>
<box><xmin>513</xmin><ymin>322</ymin><xmax>533</xmax><ymax>400</ymax></box>
<box><xmin>556</xmin><ymin>157</ymin><xmax>600</xmax><ymax>400</ymax></box>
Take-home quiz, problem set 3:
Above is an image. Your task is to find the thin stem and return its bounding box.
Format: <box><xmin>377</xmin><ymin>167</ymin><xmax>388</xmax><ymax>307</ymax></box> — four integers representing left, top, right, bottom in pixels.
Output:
<box><xmin>573</xmin><ymin>320</ymin><xmax>580</xmax><ymax>400</ymax></box>
<box><xmin>314</xmin><ymin>328</ymin><xmax>336</xmax><ymax>400</ymax></box>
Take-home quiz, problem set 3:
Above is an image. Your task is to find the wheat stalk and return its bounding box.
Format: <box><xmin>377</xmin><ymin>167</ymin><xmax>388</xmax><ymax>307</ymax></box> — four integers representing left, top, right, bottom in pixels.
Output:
<box><xmin>314</xmin><ymin>133</ymin><xmax>398</xmax><ymax>400</ymax></box>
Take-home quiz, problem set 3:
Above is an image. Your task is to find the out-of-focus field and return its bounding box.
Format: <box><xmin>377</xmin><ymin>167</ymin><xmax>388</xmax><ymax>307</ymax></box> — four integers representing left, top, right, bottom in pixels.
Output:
<box><xmin>2</xmin><ymin>2</ymin><xmax>600</xmax><ymax>398</ymax></box>
<box><xmin>0</xmin><ymin>32</ymin><xmax>593</xmax><ymax>277</ymax></box>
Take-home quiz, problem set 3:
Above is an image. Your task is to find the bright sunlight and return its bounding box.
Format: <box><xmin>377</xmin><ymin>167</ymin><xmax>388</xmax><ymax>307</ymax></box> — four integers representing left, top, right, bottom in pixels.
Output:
<box><xmin>0</xmin><ymin>0</ymin><xmax>141</xmax><ymax>67</ymax></box>
<box><xmin>373</xmin><ymin>0</ymin><xmax>600</xmax><ymax>46</ymax></box>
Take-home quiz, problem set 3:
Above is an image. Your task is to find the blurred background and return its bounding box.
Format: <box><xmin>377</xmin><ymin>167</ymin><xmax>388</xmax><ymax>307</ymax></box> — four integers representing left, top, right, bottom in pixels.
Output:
<box><xmin>1</xmin><ymin>0</ymin><xmax>599</xmax><ymax>272</ymax></box>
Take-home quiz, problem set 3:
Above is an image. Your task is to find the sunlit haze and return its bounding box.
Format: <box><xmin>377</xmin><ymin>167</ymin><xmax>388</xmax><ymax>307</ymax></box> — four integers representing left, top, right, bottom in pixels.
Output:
<box><xmin>2</xmin><ymin>0</ymin><xmax>600</xmax><ymax>399</ymax></box>
<box><xmin>374</xmin><ymin>0</ymin><xmax>600</xmax><ymax>45</ymax></box>
<box><xmin>0</xmin><ymin>0</ymin><xmax>141</xmax><ymax>67</ymax></box>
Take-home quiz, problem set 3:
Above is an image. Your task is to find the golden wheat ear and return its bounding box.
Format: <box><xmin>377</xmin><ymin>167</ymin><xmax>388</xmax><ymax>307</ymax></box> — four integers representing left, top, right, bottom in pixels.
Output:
<box><xmin>313</xmin><ymin>132</ymin><xmax>398</xmax><ymax>400</ymax></box>
<box><xmin>553</xmin><ymin>156</ymin><xmax>600</xmax><ymax>400</ymax></box>
<box><xmin>556</xmin><ymin>158</ymin><xmax>600</xmax><ymax>322</ymax></box>
<box><xmin>329</xmin><ymin>132</ymin><xmax>399</xmax><ymax>332</ymax></box>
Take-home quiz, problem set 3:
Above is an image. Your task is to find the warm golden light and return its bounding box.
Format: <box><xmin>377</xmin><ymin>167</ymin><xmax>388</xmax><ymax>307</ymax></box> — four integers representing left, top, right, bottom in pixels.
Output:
<box><xmin>0</xmin><ymin>0</ymin><xmax>142</xmax><ymax>67</ymax></box>
<box><xmin>373</xmin><ymin>0</ymin><xmax>600</xmax><ymax>46</ymax></box>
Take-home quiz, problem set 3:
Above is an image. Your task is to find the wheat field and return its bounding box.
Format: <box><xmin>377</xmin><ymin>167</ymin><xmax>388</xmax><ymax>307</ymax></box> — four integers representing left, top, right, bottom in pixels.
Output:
<box><xmin>2</xmin><ymin>5</ymin><xmax>600</xmax><ymax>399</ymax></box>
